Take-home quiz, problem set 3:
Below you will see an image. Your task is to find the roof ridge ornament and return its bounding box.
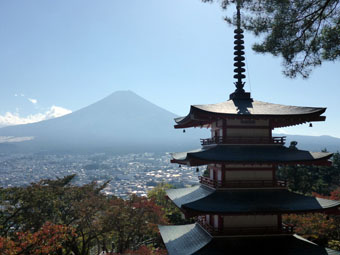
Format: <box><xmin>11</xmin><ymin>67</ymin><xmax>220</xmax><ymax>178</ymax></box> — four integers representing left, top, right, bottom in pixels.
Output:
<box><xmin>229</xmin><ymin>0</ymin><xmax>251</xmax><ymax>100</ymax></box>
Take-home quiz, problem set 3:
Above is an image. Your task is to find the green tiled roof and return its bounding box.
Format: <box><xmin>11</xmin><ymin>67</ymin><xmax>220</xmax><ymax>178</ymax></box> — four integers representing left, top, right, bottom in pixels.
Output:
<box><xmin>172</xmin><ymin>145</ymin><xmax>332</xmax><ymax>166</ymax></box>
<box><xmin>158</xmin><ymin>223</ymin><xmax>211</xmax><ymax>255</ymax></box>
<box><xmin>167</xmin><ymin>186</ymin><xmax>340</xmax><ymax>214</ymax></box>
<box><xmin>194</xmin><ymin>234</ymin><xmax>340</xmax><ymax>255</ymax></box>
<box><xmin>159</xmin><ymin>224</ymin><xmax>340</xmax><ymax>255</ymax></box>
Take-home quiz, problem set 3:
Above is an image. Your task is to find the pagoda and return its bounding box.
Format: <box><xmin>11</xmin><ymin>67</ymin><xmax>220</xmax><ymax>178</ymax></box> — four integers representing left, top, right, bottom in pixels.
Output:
<box><xmin>159</xmin><ymin>2</ymin><xmax>340</xmax><ymax>255</ymax></box>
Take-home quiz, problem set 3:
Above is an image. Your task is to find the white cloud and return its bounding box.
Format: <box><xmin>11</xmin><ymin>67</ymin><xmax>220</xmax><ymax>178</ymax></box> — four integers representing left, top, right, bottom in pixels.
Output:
<box><xmin>28</xmin><ymin>98</ymin><xmax>38</xmax><ymax>104</ymax></box>
<box><xmin>0</xmin><ymin>106</ymin><xmax>72</xmax><ymax>127</ymax></box>
<box><xmin>0</xmin><ymin>136</ymin><xmax>34</xmax><ymax>143</ymax></box>
<box><xmin>45</xmin><ymin>106</ymin><xmax>72</xmax><ymax>119</ymax></box>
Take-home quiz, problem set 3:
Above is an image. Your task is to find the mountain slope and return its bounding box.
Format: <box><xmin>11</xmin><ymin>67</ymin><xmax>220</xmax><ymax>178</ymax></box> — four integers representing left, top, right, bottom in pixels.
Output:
<box><xmin>0</xmin><ymin>91</ymin><xmax>338</xmax><ymax>153</ymax></box>
<box><xmin>0</xmin><ymin>91</ymin><xmax>205</xmax><ymax>152</ymax></box>
<box><xmin>282</xmin><ymin>134</ymin><xmax>340</xmax><ymax>152</ymax></box>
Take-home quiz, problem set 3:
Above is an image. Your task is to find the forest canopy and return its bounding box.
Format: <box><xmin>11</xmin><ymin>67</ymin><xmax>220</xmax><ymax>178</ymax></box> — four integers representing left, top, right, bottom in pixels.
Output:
<box><xmin>0</xmin><ymin>175</ymin><xmax>167</xmax><ymax>255</ymax></box>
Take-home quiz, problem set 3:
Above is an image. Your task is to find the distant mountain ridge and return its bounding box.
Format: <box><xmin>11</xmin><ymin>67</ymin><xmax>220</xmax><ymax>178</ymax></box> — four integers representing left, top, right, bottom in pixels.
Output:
<box><xmin>281</xmin><ymin>134</ymin><xmax>340</xmax><ymax>153</ymax></box>
<box><xmin>0</xmin><ymin>91</ymin><xmax>205</xmax><ymax>152</ymax></box>
<box><xmin>0</xmin><ymin>91</ymin><xmax>339</xmax><ymax>153</ymax></box>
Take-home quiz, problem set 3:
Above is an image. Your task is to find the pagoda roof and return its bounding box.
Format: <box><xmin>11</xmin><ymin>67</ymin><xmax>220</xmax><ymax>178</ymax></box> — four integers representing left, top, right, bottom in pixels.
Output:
<box><xmin>159</xmin><ymin>223</ymin><xmax>340</xmax><ymax>255</ymax></box>
<box><xmin>175</xmin><ymin>99</ymin><xmax>326</xmax><ymax>129</ymax></box>
<box><xmin>167</xmin><ymin>186</ymin><xmax>340</xmax><ymax>215</ymax></box>
<box><xmin>171</xmin><ymin>145</ymin><xmax>332</xmax><ymax>166</ymax></box>
<box><xmin>158</xmin><ymin>223</ymin><xmax>212</xmax><ymax>255</ymax></box>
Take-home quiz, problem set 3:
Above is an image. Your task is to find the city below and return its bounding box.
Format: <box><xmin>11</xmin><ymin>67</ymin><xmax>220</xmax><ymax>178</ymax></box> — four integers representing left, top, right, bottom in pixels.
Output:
<box><xmin>0</xmin><ymin>152</ymin><xmax>199</xmax><ymax>198</ymax></box>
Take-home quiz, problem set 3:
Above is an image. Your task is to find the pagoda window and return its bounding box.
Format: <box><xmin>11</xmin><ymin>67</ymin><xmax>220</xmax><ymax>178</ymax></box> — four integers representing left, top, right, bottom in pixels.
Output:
<box><xmin>209</xmin><ymin>168</ymin><xmax>214</xmax><ymax>180</ymax></box>
<box><xmin>225</xmin><ymin>170</ymin><xmax>273</xmax><ymax>181</ymax></box>
<box><xmin>224</xmin><ymin>164</ymin><xmax>273</xmax><ymax>169</ymax></box>
<box><xmin>211</xmin><ymin>128</ymin><xmax>222</xmax><ymax>138</ymax></box>
<box><xmin>217</xmin><ymin>169</ymin><xmax>222</xmax><ymax>181</ymax></box>
<box><xmin>227</xmin><ymin>119</ymin><xmax>269</xmax><ymax>127</ymax></box>
<box><xmin>213</xmin><ymin>215</ymin><xmax>219</xmax><ymax>229</ymax></box>
<box><xmin>223</xmin><ymin>215</ymin><xmax>278</xmax><ymax>228</ymax></box>
<box><xmin>227</xmin><ymin>128</ymin><xmax>270</xmax><ymax>138</ymax></box>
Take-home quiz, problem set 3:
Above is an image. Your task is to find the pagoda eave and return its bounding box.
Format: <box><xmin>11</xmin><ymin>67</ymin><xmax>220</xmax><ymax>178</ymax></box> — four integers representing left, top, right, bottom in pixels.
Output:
<box><xmin>159</xmin><ymin>223</ymin><xmax>340</xmax><ymax>255</ymax></box>
<box><xmin>171</xmin><ymin>145</ymin><xmax>333</xmax><ymax>167</ymax></box>
<box><xmin>166</xmin><ymin>186</ymin><xmax>340</xmax><ymax>216</ymax></box>
<box><xmin>175</xmin><ymin>101</ymin><xmax>326</xmax><ymax>129</ymax></box>
<box><xmin>182</xmin><ymin>206</ymin><xmax>340</xmax><ymax>218</ymax></box>
<box><xmin>171</xmin><ymin>158</ymin><xmax>332</xmax><ymax>167</ymax></box>
<box><xmin>175</xmin><ymin>115</ymin><xmax>326</xmax><ymax>129</ymax></box>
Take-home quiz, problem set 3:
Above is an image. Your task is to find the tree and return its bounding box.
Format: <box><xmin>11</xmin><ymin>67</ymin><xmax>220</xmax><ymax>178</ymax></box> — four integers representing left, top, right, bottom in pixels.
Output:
<box><xmin>147</xmin><ymin>183</ymin><xmax>193</xmax><ymax>225</ymax></box>
<box><xmin>0</xmin><ymin>175</ymin><xmax>112</xmax><ymax>255</ymax></box>
<box><xmin>283</xmin><ymin>213</ymin><xmax>337</xmax><ymax>247</ymax></box>
<box><xmin>202</xmin><ymin>0</ymin><xmax>340</xmax><ymax>78</ymax></box>
<box><xmin>0</xmin><ymin>222</ymin><xmax>75</xmax><ymax>255</ymax></box>
<box><xmin>0</xmin><ymin>176</ymin><xmax>167</xmax><ymax>255</ymax></box>
<box><xmin>100</xmin><ymin>195</ymin><xmax>167</xmax><ymax>254</ymax></box>
<box><xmin>277</xmin><ymin>152</ymin><xmax>340</xmax><ymax>195</ymax></box>
<box><xmin>283</xmin><ymin>188</ymin><xmax>340</xmax><ymax>251</ymax></box>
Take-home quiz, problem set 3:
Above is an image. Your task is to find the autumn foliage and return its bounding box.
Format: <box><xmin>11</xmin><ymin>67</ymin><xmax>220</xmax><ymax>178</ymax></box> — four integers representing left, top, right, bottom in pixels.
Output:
<box><xmin>278</xmin><ymin>153</ymin><xmax>340</xmax><ymax>250</ymax></box>
<box><xmin>0</xmin><ymin>222</ymin><xmax>75</xmax><ymax>255</ymax></box>
<box><xmin>284</xmin><ymin>188</ymin><xmax>340</xmax><ymax>250</ymax></box>
<box><xmin>0</xmin><ymin>175</ymin><xmax>167</xmax><ymax>255</ymax></box>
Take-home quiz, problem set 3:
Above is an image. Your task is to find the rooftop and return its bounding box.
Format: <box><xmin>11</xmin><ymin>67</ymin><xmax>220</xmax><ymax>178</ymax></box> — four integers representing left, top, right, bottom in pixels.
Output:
<box><xmin>175</xmin><ymin>99</ymin><xmax>326</xmax><ymax>129</ymax></box>
<box><xmin>159</xmin><ymin>223</ymin><xmax>340</xmax><ymax>255</ymax></box>
<box><xmin>171</xmin><ymin>145</ymin><xmax>333</xmax><ymax>166</ymax></box>
<box><xmin>166</xmin><ymin>186</ymin><xmax>340</xmax><ymax>215</ymax></box>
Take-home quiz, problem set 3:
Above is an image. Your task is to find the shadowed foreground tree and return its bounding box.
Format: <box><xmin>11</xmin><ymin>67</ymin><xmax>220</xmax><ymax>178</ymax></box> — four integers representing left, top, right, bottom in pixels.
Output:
<box><xmin>280</xmin><ymin>152</ymin><xmax>340</xmax><ymax>251</ymax></box>
<box><xmin>0</xmin><ymin>175</ymin><xmax>167</xmax><ymax>255</ymax></box>
<box><xmin>277</xmin><ymin>152</ymin><xmax>340</xmax><ymax>195</ymax></box>
<box><xmin>147</xmin><ymin>183</ymin><xmax>193</xmax><ymax>225</ymax></box>
<box><xmin>283</xmin><ymin>213</ymin><xmax>339</xmax><ymax>248</ymax></box>
<box><xmin>100</xmin><ymin>195</ymin><xmax>167</xmax><ymax>253</ymax></box>
<box><xmin>202</xmin><ymin>0</ymin><xmax>340</xmax><ymax>78</ymax></box>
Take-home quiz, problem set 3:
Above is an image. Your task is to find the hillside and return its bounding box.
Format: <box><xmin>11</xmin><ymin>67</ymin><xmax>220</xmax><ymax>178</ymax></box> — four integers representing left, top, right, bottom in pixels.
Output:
<box><xmin>283</xmin><ymin>134</ymin><xmax>340</xmax><ymax>152</ymax></box>
<box><xmin>0</xmin><ymin>91</ymin><xmax>338</xmax><ymax>153</ymax></box>
<box><xmin>0</xmin><ymin>91</ymin><xmax>205</xmax><ymax>153</ymax></box>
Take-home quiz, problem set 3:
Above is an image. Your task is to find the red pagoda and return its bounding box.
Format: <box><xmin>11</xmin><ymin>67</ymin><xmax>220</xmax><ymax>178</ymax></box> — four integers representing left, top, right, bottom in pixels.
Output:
<box><xmin>159</xmin><ymin>3</ymin><xmax>340</xmax><ymax>255</ymax></box>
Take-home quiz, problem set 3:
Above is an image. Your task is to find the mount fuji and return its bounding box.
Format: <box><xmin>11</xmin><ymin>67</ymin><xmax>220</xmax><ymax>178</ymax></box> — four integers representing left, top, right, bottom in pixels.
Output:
<box><xmin>0</xmin><ymin>91</ymin><xmax>205</xmax><ymax>153</ymax></box>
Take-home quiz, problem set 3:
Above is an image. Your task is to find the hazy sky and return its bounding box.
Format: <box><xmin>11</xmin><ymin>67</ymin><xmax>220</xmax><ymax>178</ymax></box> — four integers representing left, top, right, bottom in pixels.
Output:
<box><xmin>0</xmin><ymin>0</ymin><xmax>339</xmax><ymax>137</ymax></box>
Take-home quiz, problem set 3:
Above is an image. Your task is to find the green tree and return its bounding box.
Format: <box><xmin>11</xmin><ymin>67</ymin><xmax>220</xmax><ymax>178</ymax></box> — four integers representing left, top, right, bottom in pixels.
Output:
<box><xmin>0</xmin><ymin>176</ymin><xmax>167</xmax><ymax>255</ymax></box>
<box><xmin>100</xmin><ymin>195</ymin><xmax>167</xmax><ymax>253</ymax></box>
<box><xmin>147</xmin><ymin>183</ymin><xmax>193</xmax><ymax>225</ymax></box>
<box><xmin>202</xmin><ymin>0</ymin><xmax>340</xmax><ymax>78</ymax></box>
<box><xmin>277</xmin><ymin>152</ymin><xmax>340</xmax><ymax>195</ymax></box>
<box><xmin>283</xmin><ymin>213</ymin><xmax>337</xmax><ymax>247</ymax></box>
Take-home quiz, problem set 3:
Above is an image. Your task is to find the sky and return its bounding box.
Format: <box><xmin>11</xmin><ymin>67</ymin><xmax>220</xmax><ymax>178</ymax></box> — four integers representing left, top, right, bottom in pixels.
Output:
<box><xmin>0</xmin><ymin>0</ymin><xmax>339</xmax><ymax>137</ymax></box>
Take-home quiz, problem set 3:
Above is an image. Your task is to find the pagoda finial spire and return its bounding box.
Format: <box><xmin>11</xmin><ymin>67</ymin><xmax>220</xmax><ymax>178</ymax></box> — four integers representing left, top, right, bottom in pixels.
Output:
<box><xmin>229</xmin><ymin>0</ymin><xmax>251</xmax><ymax>100</ymax></box>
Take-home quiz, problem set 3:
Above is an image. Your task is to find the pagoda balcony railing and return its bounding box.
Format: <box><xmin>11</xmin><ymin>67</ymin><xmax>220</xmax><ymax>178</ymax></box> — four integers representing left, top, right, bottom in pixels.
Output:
<box><xmin>200</xmin><ymin>136</ymin><xmax>286</xmax><ymax>146</ymax></box>
<box><xmin>198</xmin><ymin>176</ymin><xmax>287</xmax><ymax>189</ymax></box>
<box><xmin>197</xmin><ymin>218</ymin><xmax>294</xmax><ymax>236</ymax></box>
